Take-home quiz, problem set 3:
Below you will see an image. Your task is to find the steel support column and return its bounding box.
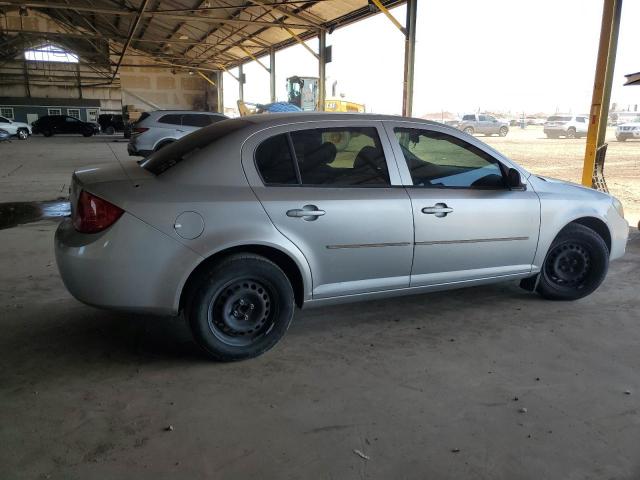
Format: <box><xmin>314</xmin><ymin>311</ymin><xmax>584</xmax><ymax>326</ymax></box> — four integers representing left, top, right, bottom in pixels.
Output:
<box><xmin>217</xmin><ymin>70</ymin><xmax>224</xmax><ymax>114</ymax></box>
<box><xmin>582</xmin><ymin>0</ymin><xmax>623</xmax><ymax>187</ymax></box>
<box><xmin>238</xmin><ymin>63</ymin><xmax>244</xmax><ymax>101</ymax></box>
<box><xmin>318</xmin><ymin>30</ymin><xmax>326</xmax><ymax>111</ymax></box>
<box><xmin>402</xmin><ymin>0</ymin><xmax>417</xmax><ymax>117</ymax></box>
<box><xmin>269</xmin><ymin>48</ymin><xmax>276</xmax><ymax>103</ymax></box>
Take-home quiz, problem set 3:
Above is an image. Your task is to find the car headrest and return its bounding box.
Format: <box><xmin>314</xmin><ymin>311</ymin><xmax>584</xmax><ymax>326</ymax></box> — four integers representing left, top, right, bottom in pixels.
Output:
<box><xmin>300</xmin><ymin>142</ymin><xmax>337</xmax><ymax>172</ymax></box>
<box><xmin>354</xmin><ymin>146</ymin><xmax>385</xmax><ymax>170</ymax></box>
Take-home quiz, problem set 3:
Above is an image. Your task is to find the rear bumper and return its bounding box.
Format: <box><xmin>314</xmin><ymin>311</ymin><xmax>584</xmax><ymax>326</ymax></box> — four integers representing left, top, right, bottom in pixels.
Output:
<box><xmin>55</xmin><ymin>214</ymin><xmax>202</xmax><ymax>315</ymax></box>
<box><xmin>127</xmin><ymin>142</ymin><xmax>151</xmax><ymax>157</ymax></box>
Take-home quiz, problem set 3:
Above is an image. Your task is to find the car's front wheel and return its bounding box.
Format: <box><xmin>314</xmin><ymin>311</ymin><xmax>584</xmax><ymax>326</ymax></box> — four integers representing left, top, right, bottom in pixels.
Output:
<box><xmin>186</xmin><ymin>254</ymin><xmax>295</xmax><ymax>361</ymax></box>
<box><xmin>463</xmin><ymin>127</ymin><xmax>474</xmax><ymax>135</ymax></box>
<box><xmin>499</xmin><ymin>126</ymin><xmax>508</xmax><ymax>137</ymax></box>
<box><xmin>537</xmin><ymin>223</ymin><xmax>609</xmax><ymax>301</ymax></box>
<box><xmin>82</xmin><ymin>129</ymin><xmax>94</xmax><ymax>137</ymax></box>
<box><xmin>566</xmin><ymin>128</ymin><xmax>576</xmax><ymax>139</ymax></box>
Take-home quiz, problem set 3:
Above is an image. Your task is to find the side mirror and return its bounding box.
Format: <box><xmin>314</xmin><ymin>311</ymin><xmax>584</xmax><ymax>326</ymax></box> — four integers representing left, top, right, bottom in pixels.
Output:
<box><xmin>506</xmin><ymin>168</ymin><xmax>525</xmax><ymax>190</ymax></box>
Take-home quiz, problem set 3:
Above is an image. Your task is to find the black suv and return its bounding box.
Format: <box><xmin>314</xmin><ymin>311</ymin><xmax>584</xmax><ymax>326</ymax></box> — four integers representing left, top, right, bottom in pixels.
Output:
<box><xmin>32</xmin><ymin>115</ymin><xmax>100</xmax><ymax>137</ymax></box>
<box><xmin>98</xmin><ymin>114</ymin><xmax>125</xmax><ymax>135</ymax></box>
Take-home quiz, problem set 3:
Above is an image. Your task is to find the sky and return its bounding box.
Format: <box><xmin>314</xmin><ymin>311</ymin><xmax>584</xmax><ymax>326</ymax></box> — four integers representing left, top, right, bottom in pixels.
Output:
<box><xmin>224</xmin><ymin>0</ymin><xmax>640</xmax><ymax>118</ymax></box>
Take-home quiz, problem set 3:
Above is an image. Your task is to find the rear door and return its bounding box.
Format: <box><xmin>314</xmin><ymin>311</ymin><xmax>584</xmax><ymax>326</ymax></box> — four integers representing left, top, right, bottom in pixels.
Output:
<box><xmin>242</xmin><ymin>120</ymin><xmax>414</xmax><ymax>298</ymax></box>
<box><xmin>384</xmin><ymin>121</ymin><xmax>540</xmax><ymax>286</ymax></box>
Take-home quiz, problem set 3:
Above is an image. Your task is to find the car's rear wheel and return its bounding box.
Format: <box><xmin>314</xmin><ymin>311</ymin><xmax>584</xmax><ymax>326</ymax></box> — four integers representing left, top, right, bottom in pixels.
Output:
<box><xmin>43</xmin><ymin>128</ymin><xmax>53</xmax><ymax>137</ymax></box>
<box><xmin>463</xmin><ymin>127</ymin><xmax>474</xmax><ymax>135</ymax></box>
<box><xmin>499</xmin><ymin>126</ymin><xmax>508</xmax><ymax>137</ymax></box>
<box><xmin>537</xmin><ymin>224</ymin><xmax>609</xmax><ymax>301</ymax></box>
<box><xmin>17</xmin><ymin>128</ymin><xmax>28</xmax><ymax>140</ymax></box>
<box><xmin>105</xmin><ymin>126</ymin><xmax>115</xmax><ymax>135</ymax></box>
<box><xmin>82</xmin><ymin>129</ymin><xmax>94</xmax><ymax>137</ymax></box>
<box><xmin>566</xmin><ymin>127</ymin><xmax>576</xmax><ymax>139</ymax></box>
<box><xmin>186</xmin><ymin>254</ymin><xmax>295</xmax><ymax>361</ymax></box>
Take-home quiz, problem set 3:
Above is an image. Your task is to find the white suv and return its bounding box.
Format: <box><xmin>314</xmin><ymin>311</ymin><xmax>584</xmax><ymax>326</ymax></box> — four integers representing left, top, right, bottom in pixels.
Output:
<box><xmin>0</xmin><ymin>115</ymin><xmax>32</xmax><ymax>140</ymax></box>
<box><xmin>543</xmin><ymin>115</ymin><xmax>589</xmax><ymax>139</ymax></box>
<box><xmin>128</xmin><ymin>110</ymin><xmax>228</xmax><ymax>157</ymax></box>
<box><xmin>615</xmin><ymin>117</ymin><xmax>640</xmax><ymax>142</ymax></box>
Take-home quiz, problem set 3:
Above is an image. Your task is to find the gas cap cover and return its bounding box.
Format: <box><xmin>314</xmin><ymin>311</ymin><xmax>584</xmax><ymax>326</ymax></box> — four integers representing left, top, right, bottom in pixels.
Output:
<box><xmin>174</xmin><ymin>211</ymin><xmax>204</xmax><ymax>239</ymax></box>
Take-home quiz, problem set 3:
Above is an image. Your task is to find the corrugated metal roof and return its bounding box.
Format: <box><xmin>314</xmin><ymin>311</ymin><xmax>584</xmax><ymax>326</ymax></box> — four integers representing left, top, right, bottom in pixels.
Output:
<box><xmin>1</xmin><ymin>1</ymin><xmax>405</xmax><ymax>72</ymax></box>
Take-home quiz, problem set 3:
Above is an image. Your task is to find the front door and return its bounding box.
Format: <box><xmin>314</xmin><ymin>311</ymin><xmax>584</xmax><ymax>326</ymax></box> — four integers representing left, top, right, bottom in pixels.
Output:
<box><xmin>243</xmin><ymin>122</ymin><xmax>414</xmax><ymax>298</ymax></box>
<box><xmin>385</xmin><ymin>122</ymin><xmax>540</xmax><ymax>286</ymax></box>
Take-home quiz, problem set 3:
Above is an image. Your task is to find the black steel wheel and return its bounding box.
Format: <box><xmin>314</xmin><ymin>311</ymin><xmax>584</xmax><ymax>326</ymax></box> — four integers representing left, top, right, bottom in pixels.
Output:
<box><xmin>186</xmin><ymin>254</ymin><xmax>295</xmax><ymax>361</ymax></box>
<box><xmin>537</xmin><ymin>223</ymin><xmax>609</xmax><ymax>300</ymax></box>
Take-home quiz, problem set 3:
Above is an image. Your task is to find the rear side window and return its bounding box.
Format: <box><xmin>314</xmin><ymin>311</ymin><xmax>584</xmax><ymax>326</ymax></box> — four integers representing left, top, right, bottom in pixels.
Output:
<box><xmin>255</xmin><ymin>134</ymin><xmax>298</xmax><ymax>185</ymax></box>
<box><xmin>462</xmin><ymin>114</ymin><xmax>475</xmax><ymax>121</ymax></box>
<box><xmin>181</xmin><ymin>114</ymin><xmax>211</xmax><ymax>127</ymax></box>
<box><xmin>576</xmin><ymin>117</ymin><xmax>586</xmax><ymax>123</ymax></box>
<box><xmin>254</xmin><ymin>127</ymin><xmax>390</xmax><ymax>187</ymax></box>
<box><xmin>158</xmin><ymin>114</ymin><xmax>183</xmax><ymax>125</ymax></box>
<box><xmin>141</xmin><ymin>119</ymin><xmax>249</xmax><ymax>175</ymax></box>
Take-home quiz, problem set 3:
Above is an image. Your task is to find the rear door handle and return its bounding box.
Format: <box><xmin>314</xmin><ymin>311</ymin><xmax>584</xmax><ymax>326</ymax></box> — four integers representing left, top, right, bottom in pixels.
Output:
<box><xmin>421</xmin><ymin>203</ymin><xmax>453</xmax><ymax>217</ymax></box>
<box><xmin>287</xmin><ymin>205</ymin><xmax>325</xmax><ymax>221</ymax></box>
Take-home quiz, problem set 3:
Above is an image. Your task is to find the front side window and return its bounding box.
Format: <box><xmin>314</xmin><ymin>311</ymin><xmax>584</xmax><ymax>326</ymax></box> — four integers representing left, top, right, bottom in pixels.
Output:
<box><xmin>65</xmin><ymin>116</ymin><xmax>79</xmax><ymax>123</ymax></box>
<box><xmin>0</xmin><ymin>116</ymin><xmax>8</xmax><ymax>124</ymax></box>
<box><xmin>462</xmin><ymin>114</ymin><xmax>475</xmax><ymax>121</ymax></box>
<box><xmin>254</xmin><ymin>127</ymin><xmax>390</xmax><ymax>187</ymax></box>
<box><xmin>394</xmin><ymin>128</ymin><xmax>506</xmax><ymax>189</ymax></box>
<box><xmin>576</xmin><ymin>117</ymin><xmax>586</xmax><ymax>123</ymax></box>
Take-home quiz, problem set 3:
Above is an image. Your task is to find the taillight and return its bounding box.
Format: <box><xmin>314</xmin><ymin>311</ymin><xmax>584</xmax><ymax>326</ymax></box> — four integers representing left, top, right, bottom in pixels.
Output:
<box><xmin>132</xmin><ymin>127</ymin><xmax>149</xmax><ymax>135</ymax></box>
<box><xmin>73</xmin><ymin>190</ymin><xmax>124</xmax><ymax>233</ymax></box>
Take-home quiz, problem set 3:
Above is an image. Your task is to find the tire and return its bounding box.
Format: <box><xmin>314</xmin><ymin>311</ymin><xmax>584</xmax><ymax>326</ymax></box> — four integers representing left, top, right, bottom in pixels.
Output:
<box><xmin>499</xmin><ymin>126</ymin><xmax>508</xmax><ymax>137</ymax></box>
<box><xmin>463</xmin><ymin>127</ymin><xmax>474</xmax><ymax>135</ymax></box>
<box><xmin>186</xmin><ymin>254</ymin><xmax>295</xmax><ymax>361</ymax></box>
<box><xmin>82</xmin><ymin>129</ymin><xmax>94</xmax><ymax>137</ymax></box>
<box><xmin>43</xmin><ymin>128</ymin><xmax>53</xmax><ymax>137</ymax></box>
<box><xmin>616</xmin><ymin>136</ymin><xmax>626</xmax><ymax>142</ymax></box>
<box><xmin>537</xmin><ymin>223</ymin><xmax>609</xmax><ymax>301</ymax></box>
<box><xmin>566</xmin><ymin>128</ymin><xmax>576</xmax><ymax>139</ymax></box>
<box><xmin>17</xmin><ymin>128</ymin><xmax>28</xmax><ymax>140</ymax></box>
<box><xmin>105</xmin><ymin>126</ymin><xmax>115</xmax><ymax>135</ymax></box>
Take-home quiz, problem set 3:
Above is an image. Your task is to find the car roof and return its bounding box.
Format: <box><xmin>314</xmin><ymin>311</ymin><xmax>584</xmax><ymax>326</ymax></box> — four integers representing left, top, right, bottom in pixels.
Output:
<box><xmin>239</xmin><ymin>112</ymin><xmax>444</xmax><ymax>127</ymax></box>
<box><xmin>149</xmin><ymin>110</ymin><xmax>226</xmax><ymax>115</ymax></box>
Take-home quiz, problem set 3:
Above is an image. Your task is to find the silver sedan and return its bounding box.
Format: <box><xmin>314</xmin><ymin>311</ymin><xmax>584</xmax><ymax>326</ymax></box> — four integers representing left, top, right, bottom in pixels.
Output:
<box><xmin>55</xmin><ymin>113</ymin><xmax>629</xmax><ymax>361</ymax></box>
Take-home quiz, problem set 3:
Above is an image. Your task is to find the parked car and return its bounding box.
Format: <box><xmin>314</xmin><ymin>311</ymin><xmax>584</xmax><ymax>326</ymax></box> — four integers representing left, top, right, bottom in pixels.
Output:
<box><xmin>0</xmin><ymin>128</ymin><xmax>11</xmax><ymax>142</ymax></box>
<box><xmin>457</xmin><ymin>114</ymin><xmax>509</xmax><ymax>136</ymax></box>
<box><xmin>543</xmin><ymin>115</ymin><xmax>589</xmax><ymax>138</ymax></box>
<box><xmin>31</xmin><ymin>115</ymin><xmax>99</xmax><ymax>137</ymax></box>
<box><xmin>0</xmin><ymin>115</ymin><xmax>32</xmax><ymax>140</ymax></box>
<box><xmin>98</xmin><ymin>114</ymin><xmax>125</xmax><ymax>135</ymax></box>
<box><xmin>55</xmin><ymin>113</ymin><xmax>628</xmax><ymax>361</ymax></box>
<box><xmin>127</xmin><ymin>110</ymin><xmax>228</xmax><ymax>157</ymax></box>
<box><xmin>615</xmin><ymin>117</ymin><xmax>640</xmax><ymax>141</ymax></box>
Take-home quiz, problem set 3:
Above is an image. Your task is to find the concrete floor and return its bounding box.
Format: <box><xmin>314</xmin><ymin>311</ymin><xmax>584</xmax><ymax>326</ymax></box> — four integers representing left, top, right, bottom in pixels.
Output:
<box><xmin>1</xmin><ymin>136</ymin><xmax>640</xmax><ymax>479</ymax></box>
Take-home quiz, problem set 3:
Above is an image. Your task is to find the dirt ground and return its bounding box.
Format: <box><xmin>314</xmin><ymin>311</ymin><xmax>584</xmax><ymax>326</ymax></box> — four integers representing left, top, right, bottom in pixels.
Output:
<box><xmin>481</xmin><ymin>126</ymin><xmax>640</xmax><ymax>227</ymax></box>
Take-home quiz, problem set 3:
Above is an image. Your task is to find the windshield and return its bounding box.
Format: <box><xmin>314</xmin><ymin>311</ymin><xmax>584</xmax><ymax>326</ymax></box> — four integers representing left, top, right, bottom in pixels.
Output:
<box><xmin>140</xmin><ymin>118</ymin><xmax>250</xmax><ymax>175</ymax></box>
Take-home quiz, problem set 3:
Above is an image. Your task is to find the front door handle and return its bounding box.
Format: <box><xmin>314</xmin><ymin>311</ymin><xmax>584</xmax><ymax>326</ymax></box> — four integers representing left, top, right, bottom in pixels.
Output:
<box><xmin>421</xmin><ymin>203</ymin><xmax>453</xmax><ymax>217</ymax></box>
<box><xmin>287</xmin><ymin>205</ymin><xmax>325</xmax><ymax>221</ymax></box>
